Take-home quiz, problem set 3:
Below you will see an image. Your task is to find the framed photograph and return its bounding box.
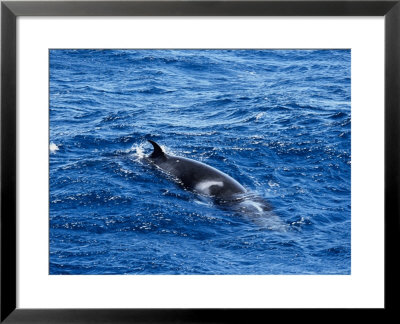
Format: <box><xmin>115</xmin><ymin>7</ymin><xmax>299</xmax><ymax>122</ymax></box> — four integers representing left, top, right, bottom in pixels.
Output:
<box><xmin>1</xmin><ymin>0</ymin><xmax>398</xmax><ymax>322</ymax></box>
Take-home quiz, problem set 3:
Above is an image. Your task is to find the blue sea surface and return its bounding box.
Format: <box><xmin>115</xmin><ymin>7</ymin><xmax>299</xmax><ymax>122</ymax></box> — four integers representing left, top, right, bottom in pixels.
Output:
<box><xmin>49</xmin><ymin>49</ymin><xmax>351</xmax><ymax>275</ymax></box>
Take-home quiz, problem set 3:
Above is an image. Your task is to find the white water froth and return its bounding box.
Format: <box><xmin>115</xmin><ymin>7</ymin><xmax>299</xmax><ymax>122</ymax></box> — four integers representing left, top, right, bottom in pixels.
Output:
<box><xmin>239</xmin><ymin>199</ymin><xmax>264</xmax><ymax>213</ymax></box>
<box><xmin>255</xmin><ymin>112</ymin><xmax>265</xmax><ymax>120</ymax></box>
<box><xmin>49</xmin><ymin>142</ymin><xmax>59</xmax><ymax>154</ymax></box>
<box><xmin>132</xmin><ymin>143</ymin><xmax>145</xmax><ymax>159</ymax></box>
<box><xmin>129</xmin><ymin>142</ymin><xmax>178</xmax><ymax>164</ymax></box>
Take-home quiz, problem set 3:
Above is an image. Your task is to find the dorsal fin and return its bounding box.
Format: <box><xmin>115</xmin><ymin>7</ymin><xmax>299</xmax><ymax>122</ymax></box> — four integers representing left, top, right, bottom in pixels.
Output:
<box><xmin>148</xmin><ymin>140</ymin><xmax>165</xmax><ymax>159</ymax></box>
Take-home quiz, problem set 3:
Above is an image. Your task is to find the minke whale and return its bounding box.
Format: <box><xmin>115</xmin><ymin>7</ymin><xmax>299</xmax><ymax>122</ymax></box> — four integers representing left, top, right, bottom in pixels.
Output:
<box><xmin>145</xmin><ymin>140</ymin><xmax>282</xmax><ymax>228</ymax></box>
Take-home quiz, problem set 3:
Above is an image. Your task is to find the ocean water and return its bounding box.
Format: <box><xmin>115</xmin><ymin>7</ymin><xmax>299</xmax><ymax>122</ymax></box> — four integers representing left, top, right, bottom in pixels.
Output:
<box><xmin>49</xmin><ymin>49</ymin><xmax>351</xmax><ymax>275</ymax></box>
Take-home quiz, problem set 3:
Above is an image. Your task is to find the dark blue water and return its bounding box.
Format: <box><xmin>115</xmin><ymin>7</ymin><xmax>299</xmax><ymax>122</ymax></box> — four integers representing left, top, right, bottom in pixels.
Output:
<box><xmin>49</xmin><ymin>49</ymin><xmax>351</xmax><ymax>275</ymax></box>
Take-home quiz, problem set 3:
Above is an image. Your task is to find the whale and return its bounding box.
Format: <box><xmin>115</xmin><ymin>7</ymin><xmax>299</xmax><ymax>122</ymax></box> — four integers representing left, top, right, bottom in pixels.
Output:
<box><xmin>144</xmin><ymin>140</ymin><xmax>283</xmax><ymax>229</ymax></box>
<box><xmin>146</xmin><ymin>140</ymin><xmax>247</xmax><ymax>199</ymax></box>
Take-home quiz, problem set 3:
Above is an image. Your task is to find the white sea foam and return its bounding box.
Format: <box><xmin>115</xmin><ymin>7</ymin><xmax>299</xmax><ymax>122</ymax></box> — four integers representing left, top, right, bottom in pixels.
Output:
<box><xmin>268</xmin><ymin>180</ymin><xmax>280</xmax><ymax>188</ymax></box>
<box><xmin>49</xmin><ymin>142</ymin><xmax>59</xmax><ymax>154</ymax></box>
<box><xmin>239</xmin><ymin>199</ymin><xmax>264</xmax><ymax>213</ymax></box>
<box><xmin>132</xmin><ymin>144</ymin><xmax>145</xmax><ymax>159</ymax></box>
<box><xmin>255</xmin><ymin>112</ymin><xmax>265</xmax><ymax>120</ymax></box>
<box><xmin>129</xmin><ymin>142</ymin><xmax>174</xmax><ymax>162</ymax></box>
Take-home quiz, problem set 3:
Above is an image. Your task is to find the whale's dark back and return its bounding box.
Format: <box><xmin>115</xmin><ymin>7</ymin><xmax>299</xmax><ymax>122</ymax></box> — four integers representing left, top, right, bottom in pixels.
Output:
<box><xmin>146</xmin><ymin>141</ymin><xmax>279</xmax><ymax>228</ymax></box>
<box><xmin>147</xmin><ymin>140</ymin><xmax>246</xmax><ymax>198</ymax></box>
<box><xmin>156</xmin><ymin>154</ymin><xmax>246</xmax><ymax>197</ymax></box>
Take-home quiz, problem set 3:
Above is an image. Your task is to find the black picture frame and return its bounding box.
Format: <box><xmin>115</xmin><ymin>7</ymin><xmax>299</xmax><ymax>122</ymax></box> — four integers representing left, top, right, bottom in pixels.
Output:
<box><xmin>1</xmin><ymin>0</ymin><xmax>399</xmax><ymax>322</ymax></box>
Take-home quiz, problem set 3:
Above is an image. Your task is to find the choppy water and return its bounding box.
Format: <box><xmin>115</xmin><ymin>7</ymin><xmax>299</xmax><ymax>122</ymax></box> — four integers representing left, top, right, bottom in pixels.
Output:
<box><xmin>49</xmin><ymin>49</ymin><xmax>351</xmax><ymax>275</ymax></box>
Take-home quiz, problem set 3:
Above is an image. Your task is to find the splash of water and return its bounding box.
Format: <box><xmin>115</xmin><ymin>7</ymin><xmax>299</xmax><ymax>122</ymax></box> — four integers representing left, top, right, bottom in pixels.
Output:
<box><xmin>49</xmin><ymin>142</ymin><xmax>59</xmax><ymax>154</ymax></box>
